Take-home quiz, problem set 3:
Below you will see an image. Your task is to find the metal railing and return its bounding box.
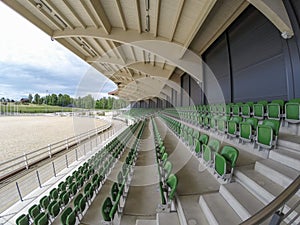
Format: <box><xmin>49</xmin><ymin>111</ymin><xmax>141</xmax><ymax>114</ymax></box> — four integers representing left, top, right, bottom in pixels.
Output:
<box><xmin>0</xmin><ymin>122</ymin><xmax>112</xmax><ymax>180</ymax></box>
<box><xmin>240</xmin><ymin>175</ymin><xmax>300</xmax><ymax>225</ymax></box>
<box><xmin>0</xmin><ymin>122</ymin><xmax>127</xmax><ymax>215</ymax></box>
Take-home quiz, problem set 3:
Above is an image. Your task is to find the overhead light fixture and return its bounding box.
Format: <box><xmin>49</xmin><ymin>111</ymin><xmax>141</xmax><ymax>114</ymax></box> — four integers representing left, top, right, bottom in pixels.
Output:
<box><xmin>145</xmin><ymin>15</ymin><xmax>150</xmax><ymax>32</ymax></box>
<box><xmin>36</xmin><ymin>3</ymin><xmax>42</xmax><ymax>9</ymax></box>
<box><xmin>145</xmin><ymin>0</ymin><xmax>150</xmax><ymax>11</ymax></box>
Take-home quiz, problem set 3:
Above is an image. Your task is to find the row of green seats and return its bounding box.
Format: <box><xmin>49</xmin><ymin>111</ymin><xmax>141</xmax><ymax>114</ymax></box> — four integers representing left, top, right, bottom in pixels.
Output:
<box><xmin>102</xmin><ymin>121</ymin><xmax>145</xmax><ymax>223</ymax></box>
<box><xmin>160</xmin><ymin>115</ymin><xmax>239</xmax><ymax>183</ymax></box>
<box><xmin>164</xmin><ymin>98</ymin><xmax>300</xmax><ymax>123</ymax></box>
<box><xmin>16</xmin><ymin>122</ymin><xmax>142</xmax><ymax>225</ymax></box>
<box><xmin>152</xmin><ymin>118</ymin><xmax>178</xmax><ymax>212</ymax></box>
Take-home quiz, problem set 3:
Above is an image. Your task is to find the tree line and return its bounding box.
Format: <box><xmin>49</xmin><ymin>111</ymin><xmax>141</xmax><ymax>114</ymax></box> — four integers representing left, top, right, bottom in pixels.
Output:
<box><xmin>26</xmin><ymin>93</ymin><xmax>127</xmax><ymax>109</ymax></box>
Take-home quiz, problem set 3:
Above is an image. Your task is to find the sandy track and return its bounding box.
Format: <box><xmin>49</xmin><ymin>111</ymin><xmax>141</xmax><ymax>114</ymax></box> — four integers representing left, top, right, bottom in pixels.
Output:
<box><xmin>0</xmin><ymin>116</ymin><xmax>107</xmax><ymax>162</ymax></box>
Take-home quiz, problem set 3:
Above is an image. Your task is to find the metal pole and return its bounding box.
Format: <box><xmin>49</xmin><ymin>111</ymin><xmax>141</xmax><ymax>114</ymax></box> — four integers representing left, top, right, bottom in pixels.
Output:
<box><xmin>16</xmin><ymin>182</ymin><xmax>23</xmax><ymax>201</ymax></box>
<box><xmin>52</xmin><ymin>162</ymin><xmax>56</xmax><ymax>177</ymax></box>
<box><xmin>75</xmin><ymin>148</ymin><xmax>78</xmax><ymax>161</ymax></box>
<box><xmin>36</xmin><ymin>171</ymin><xmax>42</xmax><ymax>188</ymax></box>
<box><xmin>65</xmin><ymin>155</ymin><xmax>68</xmax><ymax>168</ymax></box>
<box><xmin>65</xmin><ymin>138</ymin><xmax>69</xmax><ymax>150</ymax></box>
<box><xmin>23</xmin><ymin>153</ymin><xmax>29</xmax><ymax>169</ymax></box>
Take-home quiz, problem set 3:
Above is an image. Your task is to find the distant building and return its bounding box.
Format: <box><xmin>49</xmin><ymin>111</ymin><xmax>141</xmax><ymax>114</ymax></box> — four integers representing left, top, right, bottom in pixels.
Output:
<box><xmin>20</xmin><ymin>98</ymin><xmax>30</xmax><ymax>104</ymax></box>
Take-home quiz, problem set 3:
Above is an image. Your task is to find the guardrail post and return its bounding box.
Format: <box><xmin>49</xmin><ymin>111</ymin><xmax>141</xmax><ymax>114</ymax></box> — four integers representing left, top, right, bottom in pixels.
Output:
<box><xmin>90</xmin><ymin>139</ymin><xmax>92</xmax><ymax>151</ymax></box>
<box><xmin>83</xmin><ymin>143</ymin><xmax>86</xmax><ymax>155</ymax></box>
<box><xmin>65</xmin><ymin>138</ymin><xmax>69</xmax><ymax>150</ymax></box>
<box><xmin>16</xmin><ymin>182</ymin><xmax>23</xmax><ymax>201</ymax></box>
<box><xmin>23</xmin><ymin>153</ymin><xmax>29</xmax><ymax>170</ymax></box>
<box><xmin>36</xmin><ymin>171</ymin><xmax>42</xmax><ymax>188</ymax></box>
<box><xmin>48</xmin><ymin>144</ymin><xmax>52</xmax><ymax>158</ymax></box>
<box><xmin>65</xmin><ymin>155</ymin><xmax>68</xmax><ymax>168</ymax></box>
<box><xmin>52</xmin><ymin>162</ymin><xmax>56</xmax><ymax>177</ymax></box>
<box><xmin>75</xmin><ymin>148</ymin><xmax>78</xmax><ymax>161</ymax></box>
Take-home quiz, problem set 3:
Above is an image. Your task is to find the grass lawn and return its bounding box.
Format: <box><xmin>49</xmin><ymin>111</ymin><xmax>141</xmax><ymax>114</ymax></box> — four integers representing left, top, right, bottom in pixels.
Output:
<box><xmin>0</xmin><ymin>103</ymin><xmax>74</xmax><ymax>113</ymax></box>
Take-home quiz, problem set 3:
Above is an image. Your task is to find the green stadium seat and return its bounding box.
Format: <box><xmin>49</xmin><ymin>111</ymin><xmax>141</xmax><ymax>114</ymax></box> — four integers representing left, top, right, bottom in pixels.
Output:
<box><xmin>16</xmin><ymin>214</ymin><xmax>29</xmax><ymax>225</ymax></box>
<box><xmin>166</xmin><ymin>174</ymin><xmax>178</xmax><ymax>201</ymax></box>
<box><xmin>239</xmin><ymin>118</ymin><xmax>258</xmax><ymax>143</ymax></box>
<box><xmin>111</xmin><ymin>182</ymin><xmax>119</xmax><ymax>202</ymax></box>
<box><xmin>162</xmin><ymin>161</ymin><xmax>173</xmax><ymax>181</ymax></box>
<box><xmin>253</xmin><ymin>100</ymin><xmax>268</xmax><ymax>119</ymax></box>
<box><xmin>215</xmin><ymin>146</ymin><xmax>239</xmax><ymax>179</ymax></box>
<box><xmin>227</xmin><ymin>116</ymin><xmax>242</xmax><ymax>138</ymax></box>
<box><xmin>285</xmin><ymin>98</ymin><xmax>300</xmax><ymax>124</ymax></box>
<box><xmin>232</xmin><ymin>103</ymin><xmax>243</xmax><ymax>116</ymax></box>
<box><xmin>58</xmin><ymin>181</ymin><xmax>67</xmax><ymax>193</ymax></box>
<box><xmin>194</xmin><ymin>134</ymin><xmax>209</xmax><ymax>157</ymax></box>
<box><xmin>102</xmin><ymin>197</ymin><xmax>113</xmax><ymax>222</ymax></box>
<box><xmin>69</xmin><ymin>183</ymin><xmax>77</xmax><ymax>197</ymax></box>
<box><xmin>49</xmin><ymin>188</ymin><xmax>58</xmax><ymax>200</ymax></box>
<box><xmin>39</xmin><ymin>196</ymin><xmax>50</xmax><ymax>211</ymax></box>
<box><xmin>241</xmin><ymin>102</ymin><xmax>253</xmax><ymax>118</ymax></box>
<box><xmin>34</xmin><ymin>212</ymin><xmax>48</xmax><ymax>225</ymax></box>
<box><xmin>217</xmin><ymin>116</ymin><xmax>230</xmax><ymax>134</ymax></box>
<box><xmin>47</xmin><ymin>201</ymin><xmax>60</xmax><ymax>219</ymax></box>
<box><xmin>74</xmin><ymin>193</ymin><xmax>86</xmax><ymax>219</ymax></box>
<box><xmin>207</xmin><ymin>138</ymin><xmax>220</xmax><ymax>153</ymax></box>
<box><xmin>60</xmin><ymin>207</ymin><xmax>74</xmax><ymax>225</ymax></box>
<box><xmin>256</xmin><ymin>119</ymin><xmax>280</xmax><ymax>150</ymax></box>
<box><xmin>267</xmin><ymin>99</ymin><xmax>285</xmax><ymax>120</ymax></box>
<box><xmin>59</xmin><ymin>191</ymin><xmax>70</xmax><ymax>207</ymax></box>
<box><xmin>203</xmin><ymin>145</ymin><xmax>212</xmax><ymax>165</ymax></box>
<box><xmin>28</xmin><ymin>204</ymin><xmax>40</xmax><ymax>220</ymax></box>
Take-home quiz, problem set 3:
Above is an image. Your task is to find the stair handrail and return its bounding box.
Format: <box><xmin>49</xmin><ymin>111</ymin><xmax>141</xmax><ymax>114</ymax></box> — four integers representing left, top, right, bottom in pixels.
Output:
<box><xmin>240</xmin><ymin>174</ymin><xmax>300</xmax><ymax>225</ymax></box>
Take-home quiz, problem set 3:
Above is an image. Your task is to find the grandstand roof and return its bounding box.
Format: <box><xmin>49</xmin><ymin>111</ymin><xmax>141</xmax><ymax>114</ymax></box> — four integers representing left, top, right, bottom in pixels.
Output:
<box><xmin>3</xmin><ymin>0</ymin><xmax>293</xmax><ymax>101</ymax></box>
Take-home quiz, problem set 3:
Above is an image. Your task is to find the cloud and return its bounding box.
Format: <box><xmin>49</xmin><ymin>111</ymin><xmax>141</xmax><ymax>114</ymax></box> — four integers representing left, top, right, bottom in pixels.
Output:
<box><xmin>0</xmin><ymin>3</ymin><xmax>116</xmax><ymax>100</ymax></box>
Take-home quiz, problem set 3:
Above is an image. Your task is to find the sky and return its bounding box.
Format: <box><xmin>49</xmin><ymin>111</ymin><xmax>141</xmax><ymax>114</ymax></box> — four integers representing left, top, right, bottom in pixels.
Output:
<box><xmin>0</xmin><ymin>2</ymin><xmax>117</xmax><ymax>100</ymax></box>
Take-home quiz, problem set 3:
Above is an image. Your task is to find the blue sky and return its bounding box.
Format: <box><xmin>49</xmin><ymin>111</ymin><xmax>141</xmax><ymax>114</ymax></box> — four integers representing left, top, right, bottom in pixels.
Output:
<box><xmin>0</xmin><ymin>2</ymin><xmax>117</xmax><ymax>100</ymax></box>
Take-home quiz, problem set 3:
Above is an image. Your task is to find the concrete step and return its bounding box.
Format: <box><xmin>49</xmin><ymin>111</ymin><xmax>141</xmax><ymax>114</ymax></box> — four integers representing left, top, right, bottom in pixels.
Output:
<box><xmin>235</xmin><ymin>168</ymin><xmax>300</xmax><ymax>217</ymax></box>
<box><xmin>278</xmin><ymin>138</ymin><xmax>300</xmax><ymax>152</ymax></box>
<box><xmin>199</xmin><ymin>193</ymin><xmax>242</xmax><ymax>225</ymax></box>
<box><xmin>157</xmin><ymin>212</ymin><xmax>180</xmax><ymax>225</ymax></box>
<box><xmin>178</xmin><ymin>195</ymin><xmax>209</xmax><ymax>225</ymax></box>
<box><xmin>136</xmin><ymin>219</ymin><xmax>157</xmax><ymax>225</ymax></box>
<box><xmin>219</xmin><ymin>183</ymin><xmax>265</xmax><ymax>221</ymax></box>
<box><xmin>269</xmin><ymin>149</ymin><xmax>300</xmax><ymax>171</ymax></box>
<box><xmin>255</xmin><ymin>159</ymin><xmax>300</xmax><ymax>190</ymax></box>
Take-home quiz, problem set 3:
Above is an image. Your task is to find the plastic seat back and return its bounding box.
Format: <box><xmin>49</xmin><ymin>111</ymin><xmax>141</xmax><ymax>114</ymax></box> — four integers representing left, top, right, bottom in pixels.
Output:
<box><xmin>257</xmin><ymin>125</ymin><xmax>273</xmax><ymax>148</ymax></box>
<box><xmin>214</xmin><ymin>153</ymin><xmax>226</xmax><ymax>176</ymax></box>
<box><xmin>262</xmin><ymin>119</ymin><xmax>280</xmax><ymax>136</ymax></box>
<box><xmin>48</xmin><ymin>201</ymin><xmax>60</xmax><ymax>218</ymax></box>
<box><xmin>253</xmin><ymin>100</ymin><xmax>268</xmax><ymax>119</ymax></box>
<box><xmin>203</xmin><ymin>145</ymin><xmax>212</xmax><ymax>163</ymax></box>
<box><xmin>220</xmin><ymin>146</ymin><xmax>239</xmax><ymax>168</ymax></box>
<box><xmin>199</xmin><ymin>134</ymin><xmax>209</xmax><ymax>145</ymax></box>
<box><xmin>167</xmin><ymin>174</ymin><xmax>178</xmax><ymax>200</ymax></box>
<box><xmin>40</xmin><ymin>196</ymin><xmax>50</xmax><ymax>210</ymax></box>
<box><xmin>50</xmin><ymin>188</ymin><xmax>58</xmax><ymax>200</ymax></box>
<box><xmin>240</xmin><ymin>122</ymin><xmax>252</xmax><ymax>140</ymax></box>
<box><xmin>16</xmin><ymin>214</ymin><xmax>29</xmax><ymax>225</ymax></box>
<box><xmin>285</xmin><ymin>99</ymin><xmax>300</xmax><ymax>123</ymax></box>
<box><xmin>102</xmin><ymin>197</ymin><xmax>113</xmax><ymax>222</ymax></box>
<box><xmin>29</xmin><ymin>204</ymin><xmax>40</xmax><ymax>220</ymax></box>
<box><xmin>207</xmin><ymin>139</ymin><xmax>220</xmax><ymax>152</ymax></box>
<box><xmin>164</xmin><ymin>161</ymin><xmax>173</xmax><ymax>180</ymax></box>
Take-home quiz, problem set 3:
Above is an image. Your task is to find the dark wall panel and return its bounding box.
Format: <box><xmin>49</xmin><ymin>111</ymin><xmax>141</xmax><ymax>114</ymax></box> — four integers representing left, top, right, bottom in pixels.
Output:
<box><xmin>228</xmin><ymin>6</ymin><xmax>287</xmax><ymax>102</ymax></box>
<box><xmin>190</xmin><ymin>76</ymin><xmax>202</xmax><ymax>105</ymax></box>
<box><xmin>181</xmin><ymin>74</ymin><xmax>190</xmax><ymax>106</ymax></box>
<box><xmin>203</xmin><ymin>34</ymin><xmax>231</xmax><ymax>103</ymax></box>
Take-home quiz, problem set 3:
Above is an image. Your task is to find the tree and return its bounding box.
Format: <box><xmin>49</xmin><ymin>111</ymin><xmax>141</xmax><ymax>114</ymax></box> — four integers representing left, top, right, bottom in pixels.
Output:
<box><xmin>28</xmin><ymin>93</ymin><xmax>33</xmax><ymax>103</ymax></box>
<box><xmin>33</xmin><ymin>93</ymin><xmax>40</xmax><ymax>104</ymax></box>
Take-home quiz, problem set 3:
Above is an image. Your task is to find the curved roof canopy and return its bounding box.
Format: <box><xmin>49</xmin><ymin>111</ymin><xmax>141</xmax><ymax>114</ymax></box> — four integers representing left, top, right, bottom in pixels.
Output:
<box><xmin>3</xmin><ymin>0</ymin><xmax>293</xmax><ymax>101</ymax></box>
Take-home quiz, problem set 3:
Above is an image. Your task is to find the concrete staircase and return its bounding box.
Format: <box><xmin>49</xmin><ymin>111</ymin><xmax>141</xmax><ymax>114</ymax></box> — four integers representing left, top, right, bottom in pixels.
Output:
<box><xmin>188</xmin><ymin>132</ymin><xmax>300</xmax><ymax>225</ymax></box>
<box><xmin>135</xmin><ymin>213</ymin><xmax>180</xmax><ymax>225</ymax></box>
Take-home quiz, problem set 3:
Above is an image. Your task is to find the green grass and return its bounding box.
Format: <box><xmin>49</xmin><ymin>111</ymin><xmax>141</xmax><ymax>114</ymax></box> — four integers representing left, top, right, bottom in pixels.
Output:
<box><xmin>0</xmin><ymin>103</ymin><xmax>74</xmax><ymax>114</ymax></box>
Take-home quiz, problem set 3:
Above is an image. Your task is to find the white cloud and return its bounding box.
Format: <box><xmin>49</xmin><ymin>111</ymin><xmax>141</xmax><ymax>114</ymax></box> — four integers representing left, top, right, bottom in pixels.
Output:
<box><xmin>0</xmin><ymin>2</ymin><xmax>116</xmax><ymax>99</ymax></box>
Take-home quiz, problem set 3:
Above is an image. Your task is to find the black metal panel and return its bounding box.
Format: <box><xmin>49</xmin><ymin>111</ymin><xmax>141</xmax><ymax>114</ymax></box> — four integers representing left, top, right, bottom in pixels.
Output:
<box><xmin>203</xmin><ymin>34</ymin><xmax>231</xmax><ymax>103</ymax></box>
<box><xmin>228</xmin><ymin>6</ymin><xmax>287</xmax><ymax>102</ymax></box>
<box><xmin>190</xmin><ymin>76</ymin><xmax>202</xmax><ymax>105</ymax></box>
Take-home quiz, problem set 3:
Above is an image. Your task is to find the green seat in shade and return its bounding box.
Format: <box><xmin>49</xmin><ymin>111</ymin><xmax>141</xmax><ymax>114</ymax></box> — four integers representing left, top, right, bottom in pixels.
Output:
<box><xmin>267</xmin><ymin>99</ymin><xmax>285</xmax><ymax>120</ymax></box>
<box><xmin>253</xmin><ymin>100</ymin><xmax>268</xmax><ymax>119</ymax></box>
<box><xmin>61</xmin><ymin>207</ymin><xmax>73</xmax><ymax>225</ymax></box>
<box><xmin>69</xmin><ymin>183</ymin><xmax>77</xmax><ymax>196</ymax></box>
<box><xmin>111</xmin><ymin>182</ymin><xmax>119</xmax><ymax>202</ymax></box>
<box><xmin>65</xmin><ymin>176</ymin><xmax>73</xmax><ymax>186</ymax></box>
<box><xmin>58</xmin><ymin>181</ymin><xmax>67</xmax><ymax>192</ymax></box>
<box><xmin>59</xmin><ymin>191</ymin><xmax>70</xmax><ymax>207</ymax></box>
<box><xmin>39</xmin><ymin>196</ymin><xmax>50</xmax><ymax>210</ymax></box>
<box><xmin>36</xmin><ymin>212</ymin><xmax>48</xmax><ymax>225</ymax></box>
<box><xmin>241</xmin><ymin>102</ymin><xmax>253</xmax><ymax>118</ymax></box>
<box><xmin>47</xmin><ymin>201</ymin><xmax>60</xmax><ymax>218</ymax></box>
<box><xmin>194</xmin><ymin>134</ymin><xmax>209</xmax><ymax>157</ymax></box>
<box><xmin>193</xmin><ymin>130</ymin><xmax>200</xmax><ymax>143</ymax></box>
<box><xmin>102</xmin><ymin>197</ymin><xmax>113</xmax><ymax>222</ymax></box>
<box><xmin>256</xmin><ymin>119</ymin><xmax>280</xmax><ymax>150</ymax></box>
<box><xmin>204</xmin><ymin>114</ymin><xmax>211</xmax><ymax>129</ymax></box>
<box><xmin>232</xmin><ymin>103</ymin><xmax>242</xmax><ymax>116</ymax></box>
<box><xmin>159</xmin><ymin>181</ymin><xmax>167</xmax><ymax>205</ymax></box>
<box><xmin>163</xmin><ymin>161</ymin><xmax>173</xmax><ymax>181</ymax></box>
<box><xmin>28</xmin><ymin>204</ymin><xmax>40</xmax><ymax>220</ymax></box>
<box><xmin>214</xmin><ymin>146</ymin><xmax>239</xmax><ymax>182</ymax></box>
<box><xmin>49</xmin><ymin>188</ymin><xmax>58</xmax><ymax>200</ymax></box>
<box><xmin>207</xmin><ymin>138</ymin><xmax>220</xmax><ymax>153</ymax></box>
<box><xmin>227</xmin><ymin>116</ymin><xmax>243</xmax><ymax>138</ymax></box>
<box><xmin>166</xmin><ymin>174</ymin><xmax>178</xmax><ymax>201</ymax></box>
<box><xmin>74</xmin><ymin>194</ymin><xmax>86</xmax><ymax>218</ymax></box>
<box><xmin>203</xmin><ymin>145</ymin><xmax>212</xmax><ymax>165</ymax></box>
<box><xmin>285</xmin><ymin>98</ymin><xmax>300</xmax><ymax>124</ymax></box>
<box><xmin>16</xmin><ymin>214</ymin><xmax>29</xmax><ymax>225</ymax></box>
<box><xmin>210</xmin><ymin>116</ymin><xmax>219</xmax><ymax>131</ymax></box>
<box><xmin>225</xmin><ymin>103</ymin><xmax>233</xmax><ymax>116</ymax></box>
<box><xmin>239</xmin><ymin>118</ymin><xmax>258</xmax><ymax>143</ymax></box>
